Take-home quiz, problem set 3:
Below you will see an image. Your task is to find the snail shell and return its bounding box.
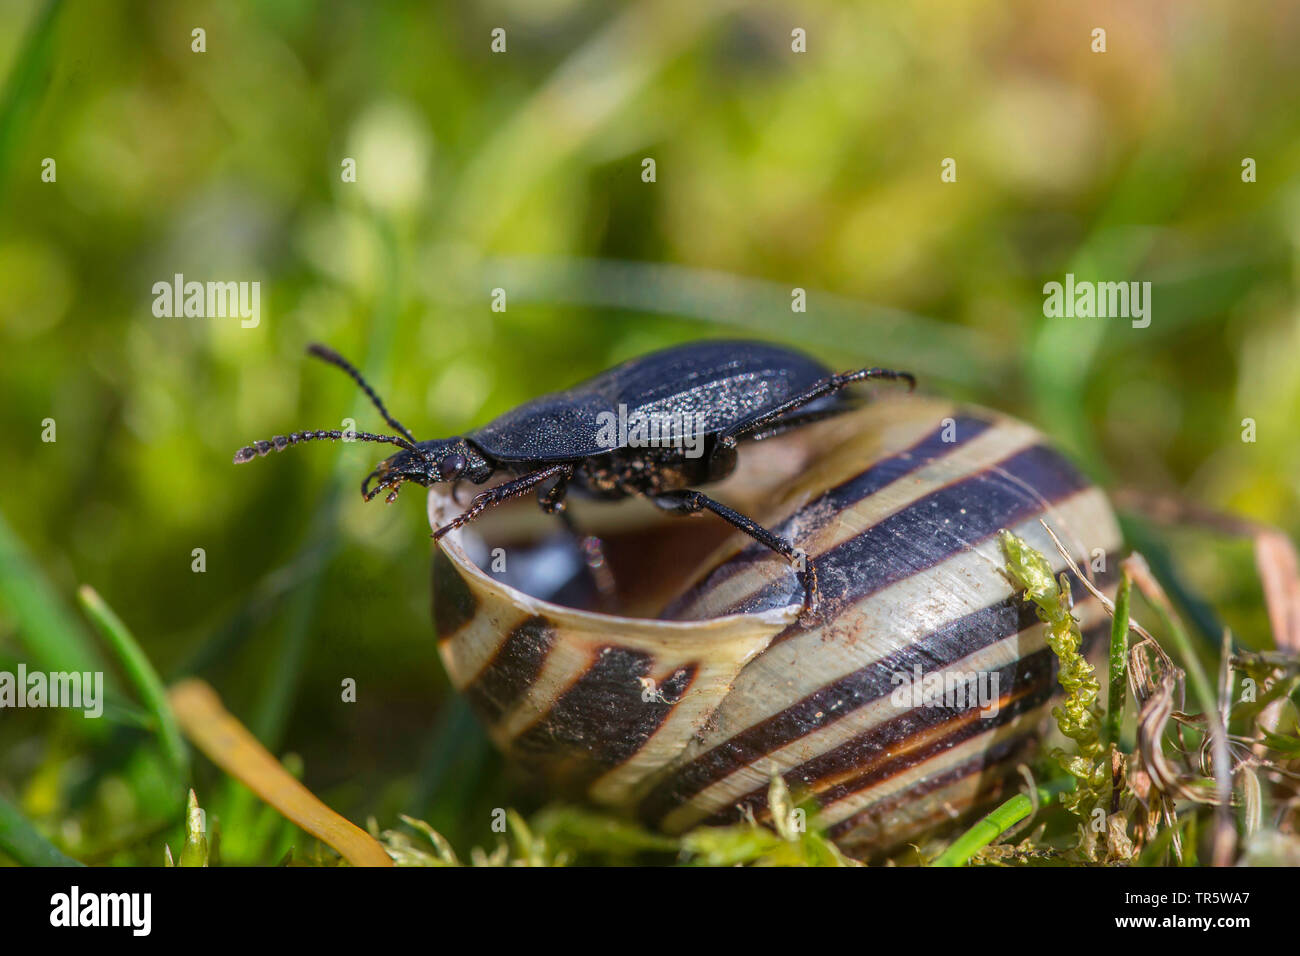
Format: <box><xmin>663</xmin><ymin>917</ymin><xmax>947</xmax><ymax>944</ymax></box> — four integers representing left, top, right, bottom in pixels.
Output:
<box><xmin>431</xmin><ymin>395</ymin><xmax>1121</xmax><ymax>857</ymax></box>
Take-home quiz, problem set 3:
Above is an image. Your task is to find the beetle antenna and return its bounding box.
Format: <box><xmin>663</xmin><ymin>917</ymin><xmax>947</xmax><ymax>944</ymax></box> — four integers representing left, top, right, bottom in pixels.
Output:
<box><xmin>233</xmin><ymin>429</ymin><xmax>414</xmax><ymax>464</ymax></box>
<box><xmin>306</xmin><ymin>343</ymin><xmax>418</xmax><ymax>444</ymax></box>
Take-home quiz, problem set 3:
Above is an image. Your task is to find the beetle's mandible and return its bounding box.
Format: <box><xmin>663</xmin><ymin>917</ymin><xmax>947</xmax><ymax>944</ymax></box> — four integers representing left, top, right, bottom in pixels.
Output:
<box><xmin>233</xmin><ymin>340</ymin><xmax>915</xmax><ymax>624</ymax></box>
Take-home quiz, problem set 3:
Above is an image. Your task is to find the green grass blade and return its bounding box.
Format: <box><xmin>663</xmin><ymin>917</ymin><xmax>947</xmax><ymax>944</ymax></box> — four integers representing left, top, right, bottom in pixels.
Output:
<box><xmin>1105</xmin><ymin>570</ymin><xmax>1132</xmax><ymax>750</ymax></box>
<box><xmin>0</xmin><ymin>511</ymin><xmax>109</xmax><ymax>677</ymax></box>
<box><xmin>0</xmin><ymin>793</ymin><xmax>83</xmax><ymax>867</ymax></box>
<box><xmin>931</xmin><ymin>785</ymin><xmax>1062</xmax><ymax>867</ymax></box>
<box><xmin>0</xmin><ymin>0</ymin><xmax>63</xmax><ymax>206</ymax></box>
<box><xmin>76</xmin><ymin>585</ymin><xmax>188</xmax><ymax>778</ymax></box>
<box><xmin>931</xmin><ymin>792</ymin><xmax>1034</xmax><ymax>867</ymax></box>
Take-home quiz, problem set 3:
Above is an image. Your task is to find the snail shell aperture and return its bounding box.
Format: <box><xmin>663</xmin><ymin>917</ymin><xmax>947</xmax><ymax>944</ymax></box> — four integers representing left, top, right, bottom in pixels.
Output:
<box><xmin>430</xmin><ymin>395</ymin><xmax>1122</xmax><ymax>857</ymax></box>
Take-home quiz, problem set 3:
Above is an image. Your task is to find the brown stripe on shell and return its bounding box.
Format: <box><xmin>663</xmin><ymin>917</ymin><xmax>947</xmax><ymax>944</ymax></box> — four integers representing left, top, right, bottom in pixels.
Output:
<box><xmin>828</xmin><ymin>732</ymin><xmax>1037</xmax><ymax>853</ymax></box>
<box><xmin>762</xmin><ymin>647</ymin><xmax>1057</xmax><ymax>813</ymax></box>
<box><xmin>666</xmin><ymin>619</ymin><xmax>1110</xmax><ymax>848</ymax></box>
<box><xmin>432</xmin><ymin>546</ymin><xmax>478</xmax><ymax>639</ymax></box>
<box><xmin>664</xmin><ymin>643</ymin><xmax>1056</xmax><ymax>831</ymax></box>
<box><xmin>819</xmin><ymin>712</ymin><xmax>1051</xmax><ymax>854</ymax></box>
<box><xmin>825</xmin><ymin>613</ymin><xmax>1108</xmax><ymax>855</ymax></box>
<box><xmin>508</xmin><ymin>646</ymin><xmax>697</xmax><ymax>792</ymax></box>
<box><xmin>461</xmin><ymin>615</ymin><xmax>555</xmax><ymax>725</ymax></box>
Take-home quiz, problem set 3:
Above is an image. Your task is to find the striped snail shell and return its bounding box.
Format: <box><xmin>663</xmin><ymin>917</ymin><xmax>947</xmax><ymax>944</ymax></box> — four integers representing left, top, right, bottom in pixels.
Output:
<box><xmin>431</xmin><ymin>394</ymin><xmax>1122</xmax><ymax>857</ymax></box>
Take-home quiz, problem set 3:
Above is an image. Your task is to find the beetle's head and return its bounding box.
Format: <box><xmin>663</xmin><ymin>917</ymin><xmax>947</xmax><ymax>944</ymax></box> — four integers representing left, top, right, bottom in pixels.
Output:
<box><xmin>233</xmin><ymin>343</ymin><xmax>494</xmax><ymax>504</ymax></box>
<box><xmin>363</xmin><ymin>438</ymin><xmax>493</xmax><ymax>502</ymax></box>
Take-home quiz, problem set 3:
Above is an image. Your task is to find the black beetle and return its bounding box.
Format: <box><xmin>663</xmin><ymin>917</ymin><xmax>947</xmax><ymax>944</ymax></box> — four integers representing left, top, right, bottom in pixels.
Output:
<box><xmin>234</xmin><ymin>340</ymin><xmax>914</xmax><ymax>623</ymax></box>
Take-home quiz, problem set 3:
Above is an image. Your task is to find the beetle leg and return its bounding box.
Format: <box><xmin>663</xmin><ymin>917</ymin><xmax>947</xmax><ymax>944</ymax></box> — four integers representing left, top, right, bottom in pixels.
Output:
<box><xmin>729</xmin><ymin>406</ymin><xmax>854</xmax><ymax>444</ymax></box>
<box><xmin>537</xmin><ymin>469</ymin><xmax>571</xmax><ymax>514</ymax></box>
<box><xmin>554</xmin><ymin>508</ymin><xmax>618</xmax><ymax>611</ymax></box>
<box><xmin>536</xmin><ymin>470</ymin><xmax>619</xmax><ymax>609</ymax></box>
<box><xmin>711</xmin><ymin>366</ymin><xmax>916</xmax><ymax>463</ymax></box>
<box><xmin>433</xmin><ymin>463</ymin><xmax>574</xmax><ymax>540</ymax></box>
<box><xmin>363</xmin><ymin>471</ymin><xmax>406</xmax><ymax>503</ymax></box>
<box><xmin>651</xmin><ymin>489</ymin><xmax>820</xmax><ymax>627</ymax></box>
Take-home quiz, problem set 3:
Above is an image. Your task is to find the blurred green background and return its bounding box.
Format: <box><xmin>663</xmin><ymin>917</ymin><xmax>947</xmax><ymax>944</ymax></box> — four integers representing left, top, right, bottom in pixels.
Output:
<box><xmin>1</xmin><ymin>0</ymin><xmax>1298</xmax><ymax>864</ymax></box>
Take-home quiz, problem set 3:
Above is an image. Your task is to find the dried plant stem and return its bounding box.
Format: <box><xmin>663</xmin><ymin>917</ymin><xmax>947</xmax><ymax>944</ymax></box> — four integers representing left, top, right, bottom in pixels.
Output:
<box><xmin>168</xmin><ymin>678</ymin><xmax>393</xmax><ymax>867</ymax></box>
